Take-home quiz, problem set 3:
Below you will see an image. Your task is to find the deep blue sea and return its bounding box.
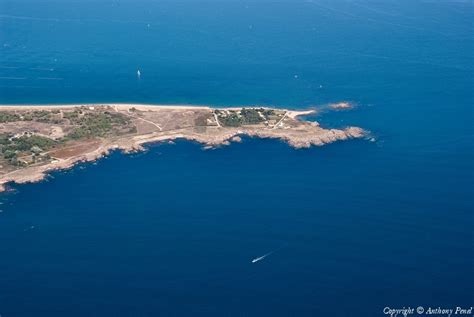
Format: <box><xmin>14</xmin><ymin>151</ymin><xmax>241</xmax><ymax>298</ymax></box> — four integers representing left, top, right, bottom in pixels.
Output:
<box><xmin>0</xmin><ymin>1</ymin><xmax>473</xmax><ymax>316</ymax></box>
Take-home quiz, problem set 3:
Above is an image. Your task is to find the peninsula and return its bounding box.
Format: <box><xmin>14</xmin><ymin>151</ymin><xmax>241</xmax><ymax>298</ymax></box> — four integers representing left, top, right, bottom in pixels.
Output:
<box><xmin>0</xmin><ymin>104</ymin><xmax>366</xmax><ymax>191</ymax></box>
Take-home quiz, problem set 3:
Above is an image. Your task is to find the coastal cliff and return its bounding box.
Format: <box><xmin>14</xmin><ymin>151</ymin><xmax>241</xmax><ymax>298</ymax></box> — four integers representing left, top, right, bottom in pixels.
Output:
<box><xmin>0</xmin><ymin>104</ymin><xmax>366</xmax><ymax>191</ymax></box>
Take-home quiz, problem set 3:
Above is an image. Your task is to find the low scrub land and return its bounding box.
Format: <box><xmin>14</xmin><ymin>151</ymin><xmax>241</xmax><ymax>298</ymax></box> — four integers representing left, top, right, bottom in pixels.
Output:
<box><xmin>214</xmin><ymin>108</ymin><xmax>285</xmax><ymax>127</ymax></box>
<box><xmin>0</xmin><ymin>104</ymin><xmax>365</xmax><ymax>191</ymax></box>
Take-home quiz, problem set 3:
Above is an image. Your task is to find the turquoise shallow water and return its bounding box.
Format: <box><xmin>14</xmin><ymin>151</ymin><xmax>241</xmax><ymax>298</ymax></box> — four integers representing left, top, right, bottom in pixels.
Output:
<box><xmin>0</xmin><ymin>1</ymin><xmax>473</xmax><ymax>316</ymax></box>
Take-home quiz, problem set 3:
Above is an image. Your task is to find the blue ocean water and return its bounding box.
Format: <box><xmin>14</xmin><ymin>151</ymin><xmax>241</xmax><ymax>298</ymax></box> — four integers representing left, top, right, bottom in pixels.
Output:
<box><xmin>0</xmin><ymin>0</ymin><xmax>473</xmax><ymax>316</ymax></box>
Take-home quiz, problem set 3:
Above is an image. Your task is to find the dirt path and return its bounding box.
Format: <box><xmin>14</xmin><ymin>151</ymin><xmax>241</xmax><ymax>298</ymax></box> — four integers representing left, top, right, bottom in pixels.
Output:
<box><xmin>114</xmin><ymin>105</ymin><xmax>163</xmax><ymax>131</ymax></box>
<box><xmin>213</xmin><ymin>112</ymin><xmax>222</xmax><ymax>127</ymax></box>
<box><xmin>272</xmin><ymin>112</ymin><xmax>288</xmax><ymax>130</ymax></box>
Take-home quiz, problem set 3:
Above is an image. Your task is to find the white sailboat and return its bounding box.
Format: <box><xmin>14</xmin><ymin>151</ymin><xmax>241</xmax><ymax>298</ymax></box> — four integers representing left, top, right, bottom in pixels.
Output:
<box><xmin>137</xmin><ymin>69</ymin><xmax>141</xmax><ymax>79</ymax></box>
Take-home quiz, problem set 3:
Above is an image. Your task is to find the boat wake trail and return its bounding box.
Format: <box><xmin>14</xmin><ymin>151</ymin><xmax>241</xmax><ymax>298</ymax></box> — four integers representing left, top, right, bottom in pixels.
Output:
<box><xmin>251</xmin><ymin>244</ymin><xmax>287</xmax><ymax>263</ymax></box>
<box><xmin>251</xmin><ymin>251</ymin><xmax>274</xmax><ymax>263</ymax></box>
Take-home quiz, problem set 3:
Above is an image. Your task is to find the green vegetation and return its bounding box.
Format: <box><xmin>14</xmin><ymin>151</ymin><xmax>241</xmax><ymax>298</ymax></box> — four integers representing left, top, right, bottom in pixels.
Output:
<box><xmin>0</xmin><ymin>133</ymin><xmax>57</xmax><ymax>165</ymax></box>
<box><xmin>0</xmin><ymin>110</ymin><xmax>64</xmax><ymax>123</ymax></box>
<box><xmin>7</xmin><ymin>135</ymin><xmax>56</xmax><ymax>152</ymax></box>
<box><xmin>240</xmin><ymin>108</ymin><xmax>264</xmax><ymax>124</ymax></box>
<box><xmin>261</xmin><ymin>109</ymin><xmax>276</xmax><ymax>117</ymax></box>
<box><xmin>218</xmin><ymin>112</ymin><xmax>242</xmax><ymax>127</ymax></box>
<box><xmin>66</xmin><ymin>111</ymin><xmax>132</xmax><ymax>139</ymax></box>
<box><xmin>0</xmin><ymin>112</ymin><xmax>21</xmax><ymax>123</ymax></box>
<box><xmin>32</xmin><ymin>111</ymin><xmax>52</xmax><ymax>123</ymax></box>
<box><xmin>0</xmin><ymin>108</ymin><xmax>134</xmax><ymax>167</ymax></box>
<box><xmin>63</xmin><ymin>110</ymin><xmax>79</xmax><ymax>120</ymax></box>
<box><xmin>215</xmin><ymin>108</ymin><xmax>279</xmax><ymax>127</ymax></box>
<box><xmin>0</xmin><ymin>108</ymin><xmax>138</xmax><ymax>169</ymax></box>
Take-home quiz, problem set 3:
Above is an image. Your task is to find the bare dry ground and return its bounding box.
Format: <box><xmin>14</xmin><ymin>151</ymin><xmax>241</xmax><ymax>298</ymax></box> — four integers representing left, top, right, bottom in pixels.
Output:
<box><xmin>0</xmin><ymin>104</ymin><xmax>366</xmax><ymax>191</ymax></box>
<box><xmin>49</xmin><ymin>139</ymin><xmax>103</xmax><ymax>159</ymax></box>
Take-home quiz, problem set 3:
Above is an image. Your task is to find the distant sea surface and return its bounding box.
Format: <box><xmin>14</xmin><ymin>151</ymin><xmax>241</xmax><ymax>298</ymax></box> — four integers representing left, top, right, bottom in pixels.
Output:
<box><xmin>0</xmin><ymin>1</ymin><xmax>473</xmax><ymax>316</ymax></box>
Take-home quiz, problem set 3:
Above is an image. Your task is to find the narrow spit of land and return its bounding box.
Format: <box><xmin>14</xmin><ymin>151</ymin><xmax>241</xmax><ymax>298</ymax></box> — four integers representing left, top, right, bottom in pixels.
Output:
<box><xmin>0</xmin><ymin>103</ymin><xmax>366</xmax><ymax>191</ymax></box>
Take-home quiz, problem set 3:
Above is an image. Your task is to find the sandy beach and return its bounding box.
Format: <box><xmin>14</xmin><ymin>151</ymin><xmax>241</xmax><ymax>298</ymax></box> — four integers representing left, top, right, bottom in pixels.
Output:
<box><xmin>0</xmin><ymin>104</ymin><xmax>364</xmax><ymax>191</ymax></box>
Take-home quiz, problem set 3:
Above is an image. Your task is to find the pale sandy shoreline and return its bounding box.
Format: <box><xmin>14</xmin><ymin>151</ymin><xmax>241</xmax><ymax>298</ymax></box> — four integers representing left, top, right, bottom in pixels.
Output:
<box><xmin>0</xmin><ymin>103</ymin><xmax>210</xmax><ymax>111</ymax></box>
<box><xmin>0</xmin><ymin>104</ymin><xmax>363</xmax><ymax>192</ymax></box>
<box><xmin>0</xmin><ymin>103</ymin><xmax>316</xmax><ymax>116</ymax></box>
